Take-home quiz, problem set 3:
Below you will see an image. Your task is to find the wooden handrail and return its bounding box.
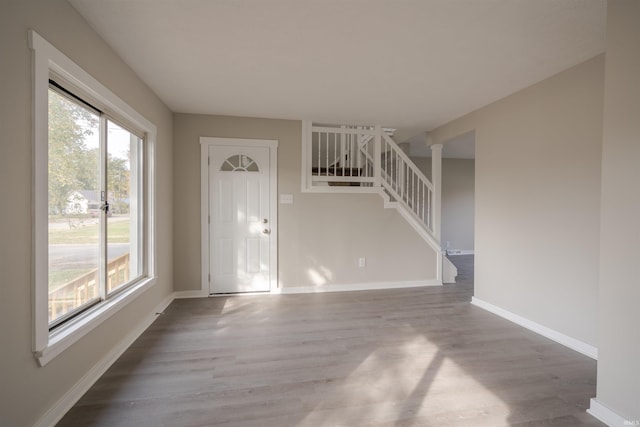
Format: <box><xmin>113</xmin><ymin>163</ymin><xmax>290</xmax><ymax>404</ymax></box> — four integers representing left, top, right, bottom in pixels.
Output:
<box><xmin>381</xmin><ymin>133</ymin><xmax>434</xmax><ymax>192</ymax></box>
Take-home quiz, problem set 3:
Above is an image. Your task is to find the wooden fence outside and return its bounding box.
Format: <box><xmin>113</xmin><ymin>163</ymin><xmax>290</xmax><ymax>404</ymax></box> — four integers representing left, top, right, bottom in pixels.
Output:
<box><xmin>48</xmin><ymin>253</ymin><xmax>130</xmax><ymax>322</ymax></box>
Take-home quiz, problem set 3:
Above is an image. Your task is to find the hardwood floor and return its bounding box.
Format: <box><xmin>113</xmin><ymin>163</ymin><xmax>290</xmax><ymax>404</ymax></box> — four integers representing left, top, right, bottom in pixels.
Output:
<box><xmin>58</xmin><ymin>283</ymin><xmax>603</xmax><ymax>426</ymax></box>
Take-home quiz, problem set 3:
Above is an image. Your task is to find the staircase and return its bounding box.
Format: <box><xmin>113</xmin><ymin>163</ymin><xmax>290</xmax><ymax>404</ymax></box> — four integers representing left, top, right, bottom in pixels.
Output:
<box><xmin>302</xmin><ymin>121</ymin><xmax>457</xmax><ymax>283</ymax></box>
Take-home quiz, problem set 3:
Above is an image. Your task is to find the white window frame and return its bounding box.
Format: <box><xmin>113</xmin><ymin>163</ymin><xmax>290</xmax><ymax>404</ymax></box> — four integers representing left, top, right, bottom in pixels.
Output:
<box><xmin>30</xmin><ymin>30</ymin><xmax>156</xmax><ymax>366</ymax></box>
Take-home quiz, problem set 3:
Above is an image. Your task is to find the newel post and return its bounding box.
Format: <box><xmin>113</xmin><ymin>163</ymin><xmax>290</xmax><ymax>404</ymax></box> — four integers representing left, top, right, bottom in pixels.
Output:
<box><xmin>431</xmin><ymin>144</ymin><xmax>443</xmax><ymax>241</ymax></box>
<box><xmin>431</xmin><ymin>143</ymin><xmax>443</xmax><ymax>282</ymax></box>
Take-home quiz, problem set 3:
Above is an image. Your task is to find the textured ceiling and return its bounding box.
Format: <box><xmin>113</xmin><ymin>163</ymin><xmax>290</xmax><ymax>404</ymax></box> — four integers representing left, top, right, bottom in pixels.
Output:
<box><xmin>69</xmin><ymin>0</ymin><xmax>606</xmax><ymax>142</ymax></box>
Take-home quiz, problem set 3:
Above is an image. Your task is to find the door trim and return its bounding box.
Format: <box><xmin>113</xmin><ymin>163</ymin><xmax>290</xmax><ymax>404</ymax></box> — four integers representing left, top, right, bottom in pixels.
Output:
<box><xmin>200</xmin><ymin>137</ymin><xmax>278</xmax><ymax>295</ymax></box>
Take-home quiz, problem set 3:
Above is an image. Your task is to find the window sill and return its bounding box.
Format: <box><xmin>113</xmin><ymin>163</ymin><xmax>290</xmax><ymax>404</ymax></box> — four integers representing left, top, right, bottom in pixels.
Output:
<box><xmin>35</xmin><ymin>277</ymin><xmax>155</xmax><ymax>366</ymax></box>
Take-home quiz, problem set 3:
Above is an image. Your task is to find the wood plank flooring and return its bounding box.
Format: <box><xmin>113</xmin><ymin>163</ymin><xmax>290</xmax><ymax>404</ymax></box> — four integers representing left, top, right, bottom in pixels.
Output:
<box><xmin>58</xmin><ymin>282</ymin><xmax>603</xmax><ymax>426</ymax></box>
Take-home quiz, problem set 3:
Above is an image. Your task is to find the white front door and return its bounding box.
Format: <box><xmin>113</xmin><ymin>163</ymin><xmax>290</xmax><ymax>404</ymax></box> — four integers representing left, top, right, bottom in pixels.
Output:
<box><xmin>207</xmin><ymin>141</ymin><xmax>276</xmax><ymax>293</ymax></box>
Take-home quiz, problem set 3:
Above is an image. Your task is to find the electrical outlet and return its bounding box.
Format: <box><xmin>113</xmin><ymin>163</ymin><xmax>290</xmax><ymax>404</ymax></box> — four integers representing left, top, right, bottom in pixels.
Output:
<box><xmin>358</xmin><ymin>257</ymin><xmax>366</xmax><ymax>268</ymax></box>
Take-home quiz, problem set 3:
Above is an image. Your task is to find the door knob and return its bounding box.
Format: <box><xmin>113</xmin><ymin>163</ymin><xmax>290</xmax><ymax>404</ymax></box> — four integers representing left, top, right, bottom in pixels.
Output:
<box><xmin>263</xmin><ymin>218</ymin><xmax>268</xmax><ymax>224</ymax></box>
<box><xmin>263</xmin><ymin>229</ymin><xmax>271</xmax><ymax>234</ymax></box>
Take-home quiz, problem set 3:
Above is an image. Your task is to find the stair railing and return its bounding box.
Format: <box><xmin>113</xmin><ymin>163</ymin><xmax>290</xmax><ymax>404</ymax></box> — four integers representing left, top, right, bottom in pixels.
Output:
<box><xmin>380</xmin><ymin>133</ymin><xmax>434</xmax><ymax>235</ymax></box>
<box><xmin>304</xmin><ymin>122</ymin><xmax>436</xmax><ymax>236</ymax></box>
<box><xmin>349</xmin><ymin>131</ymin><xmax>434</xmax><ymax>235</ymax></box>
<box><xmin>308</xmin><ymin>124</ymin><xmax>377</xmax><ymax>187</ymax></box>
<box><xmin>303</xmin><ymin>121</ymin><xmax>443</xmax><ymax>280</ymax></box>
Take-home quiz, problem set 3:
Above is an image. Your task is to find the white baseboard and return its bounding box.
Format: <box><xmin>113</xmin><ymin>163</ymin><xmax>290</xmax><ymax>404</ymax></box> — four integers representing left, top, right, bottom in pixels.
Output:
<box><xmin>587</xmin><ymin>398</ymin><xmax>636</xmax><ymax>426</ymax></box>
<box><xmin>272</xmin><ymin>280</ymin><xmax>442</xmax><ymax>294</ymax></box>
<box><xmin>34</xmin><ymin>292</ymin><xmax>176</xmax><ymax>427</ymax></box>
<box><xmin>471</xmin><ymin>297</ymin><xmax>598</xmax><ymax>360</ymax></box>
<box><xmin>446</xmin><ymin>249</ymin><xmax>475</xmax><ymax>256</ymax></box>
<box><xmin>173</xmin><ymin>281</ymin><xmax>443</xmax><ymax>298</ymax></box>
<box><xmin>174</xmin><ymin>290</ymin><xmax>209</xmax><ymax>299</ymax></box>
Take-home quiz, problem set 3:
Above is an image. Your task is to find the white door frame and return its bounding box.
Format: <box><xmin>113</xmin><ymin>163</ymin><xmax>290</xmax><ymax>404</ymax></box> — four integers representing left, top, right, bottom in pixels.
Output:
<box><xmin>200</xmin><ymin>137</ymin><xmax>278</xmax><ymax>294</ymax></box>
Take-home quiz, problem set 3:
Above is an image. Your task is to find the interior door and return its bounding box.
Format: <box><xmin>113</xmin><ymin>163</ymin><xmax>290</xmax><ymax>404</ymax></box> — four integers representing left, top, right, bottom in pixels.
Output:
<box><xmin>209</xmin><ymin>144</ymin><xmax>271</xmax><ymax>293</ymax></box>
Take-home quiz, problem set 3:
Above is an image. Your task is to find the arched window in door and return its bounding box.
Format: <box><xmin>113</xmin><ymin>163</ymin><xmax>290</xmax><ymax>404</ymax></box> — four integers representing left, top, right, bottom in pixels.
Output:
<box><xmin>220</xmin><ymin>155</ymin><xmax>259</xmax><ymax>172</ymax></box>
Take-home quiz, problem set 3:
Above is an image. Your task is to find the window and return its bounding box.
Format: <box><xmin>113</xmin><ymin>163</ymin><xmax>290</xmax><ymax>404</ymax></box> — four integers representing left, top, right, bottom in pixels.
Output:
<box><xmin>220</xmin><ymin>154</ymin><xmax>260</xmax><ymax>172</ymax></box>
<box><xmin>30</xmin><ymin>31</ymin><xmax>156</xmax><ymax>366</ymax></box>
<box><xmin>47</xmin><ymin>86</ymin><xmax>144</xmax><ymax>328</ymax></box>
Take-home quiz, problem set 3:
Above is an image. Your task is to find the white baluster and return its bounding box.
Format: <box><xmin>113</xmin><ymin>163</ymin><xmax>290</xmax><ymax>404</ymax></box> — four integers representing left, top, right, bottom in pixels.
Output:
<box><xmin>374</xmin><ymin>125</ymin><xmax>382</xmax><ymax>188</ymax></box>
<box><xmin>325</xmin><ymin>132</ymin><xmax>329</xmax><ymax>176</ymax></box>
<box><xmin>318</xmin><ymin>132</ymin><xmax>322</xmax><ymax>173</ymax></box>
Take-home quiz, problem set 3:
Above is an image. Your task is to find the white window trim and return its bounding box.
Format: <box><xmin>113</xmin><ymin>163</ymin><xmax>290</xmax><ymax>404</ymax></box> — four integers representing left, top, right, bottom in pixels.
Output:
<box><xmin>29</xmin><ymin>30</ymin><xmax>157</xmax><ymax>366</ymax></box>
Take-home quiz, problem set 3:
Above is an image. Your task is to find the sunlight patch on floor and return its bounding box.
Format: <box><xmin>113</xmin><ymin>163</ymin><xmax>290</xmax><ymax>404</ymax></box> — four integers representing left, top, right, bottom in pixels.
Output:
<box><xmin>298</xmin><ymin>330</ymin><xmax>511</xmax><ymax>426</ymax></box>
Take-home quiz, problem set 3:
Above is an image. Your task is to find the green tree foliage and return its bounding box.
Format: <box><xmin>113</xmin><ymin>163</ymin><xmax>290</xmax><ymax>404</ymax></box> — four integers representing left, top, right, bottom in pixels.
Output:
<box><xmin>48</xmin><ymin>89</ymin><xmax>134</xmax><ymax>216</ymax></box>
<box><xmin>48</xmin><ymin>89</ymin><xmax>99</xmax><ymax>214</ymax></box>
<box><xmin>108</xmin><ymin>154</ymin><xmax>130</xmax><ymax>214</ymax></box>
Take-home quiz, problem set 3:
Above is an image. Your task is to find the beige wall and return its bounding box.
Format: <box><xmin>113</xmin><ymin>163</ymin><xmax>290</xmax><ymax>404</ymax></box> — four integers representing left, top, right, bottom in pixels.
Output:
<box><xmin>441</xmin><ymin>159</ymin><xmax>475</xmax><ymax>252</ymax></box>
<box><xmin>596</xmin><ymin>0</ymin><xmax>640</xmax><ymax>421</ymax></box>
<box><xmin>413</xmin><ymin>158</ymin><xmax>475</xmax><ymax>252</ymax></box>
<box><xmin>431</xmin><ymin>54</ymin><xmax>605</xmax><ymax>346</ymax></box>
<box><xmin>173</xmin><ymin>114</ymin><xmax>437</xmax><ymax>291</ymax></box>
<box><xmin>0</xmin><ymin>1</ymin><xmax>174</xmax><ymax>426</ymax></box>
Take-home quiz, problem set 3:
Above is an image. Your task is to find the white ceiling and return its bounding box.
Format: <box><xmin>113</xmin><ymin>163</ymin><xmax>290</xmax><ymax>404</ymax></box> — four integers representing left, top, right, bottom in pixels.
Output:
<box><xmin>68</xmin><ymin>0</ymin><xmax>606</xmax><ymax>142</ymax></box>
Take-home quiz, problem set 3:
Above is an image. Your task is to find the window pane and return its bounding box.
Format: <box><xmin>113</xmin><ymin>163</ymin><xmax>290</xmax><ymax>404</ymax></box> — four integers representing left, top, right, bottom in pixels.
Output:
<box><xmin>48</xmin><ymin>89</ymin><xmax>100</xmax><ymax>324</ymax></box>
<box><xmin>221</xmin><ymin>155</ymin><xmax>259</xmax><ymax>172</ymax></box>
<box><xmin>106</xmin><ymin>120</ymin><xmax>143</xmax><ymax>294</ymax></box>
